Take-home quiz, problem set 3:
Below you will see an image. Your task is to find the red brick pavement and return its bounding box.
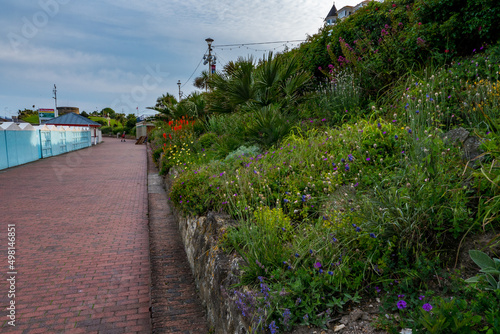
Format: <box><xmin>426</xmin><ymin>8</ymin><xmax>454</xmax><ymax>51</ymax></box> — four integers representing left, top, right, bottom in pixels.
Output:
<box><xmin>0</xmin><ymin>138</ymin><xmax>151</xmax><ymax>333</ymax></box>
<box><xmin>147</xmin><ymin>145</ymin><xmax>209</xmax><ymax>334</ymax></box>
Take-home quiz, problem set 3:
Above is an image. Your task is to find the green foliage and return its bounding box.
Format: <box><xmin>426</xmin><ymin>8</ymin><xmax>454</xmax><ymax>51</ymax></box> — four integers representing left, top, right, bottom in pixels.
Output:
<box><xmin>198</xmin><ymin>132</ymin><xmax>218</xmax><ymax>149</ymax></box>
<box><xmin>417</xmin><ymin>297</ymin><xmax>482</xmax><ymax>333</ymax></box>
<box><xmin>465</xmin><ymin>250</ymin><xmax>500</xmax><ymax>290</ymax></box>
<box><xmin>101</xmin><ymin>107</ymin><xmax>115</xmax><ymax>118</ymax></box>
<box><xmin>100</xmin><ymin>126</ymin><xmax>112</xmax><ymax>134</ymax></box>
<box><xmin>153</xmin><ymin>2</ymin><xmax>500</xmax><ymax>332</ymax></box>
<box><xmin>207</xmin><ymin>52</ymin><xmax>311</xmax><ymax>114</ymax></box>
<box><xmin>244</xmin><ymin>104</ymin><xmax>296</xmax><ymax>148</ymax></box>
<box><xmin>299</xmin><ymin>70</ymin><xmax>363</xmax><ymax>125</ymax></box>
<box><xmin>225</xmin><ymin>145</ymin><xmax>260</xmax><ymax>162</ymax></box>
<box><xmin>291</xmin><ymin>0</ymin><xmax>500</xmax><ymax>101</ymax></box>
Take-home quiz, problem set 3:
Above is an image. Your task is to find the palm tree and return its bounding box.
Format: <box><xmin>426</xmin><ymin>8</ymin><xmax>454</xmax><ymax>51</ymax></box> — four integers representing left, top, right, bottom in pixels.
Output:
<box><xmin>207</xmin><ymin>52</ymin><xmax>311</xmax><ymax>113</ymax></box>
<box><xmin>193</xmin><ymin>70</ymin><xmax>210</xmax><ymax>91</ymax></box>
<box><xmin>147</xmin><ymin>93</ymin><xmax>178</xmax><ymax>120</ymax></box>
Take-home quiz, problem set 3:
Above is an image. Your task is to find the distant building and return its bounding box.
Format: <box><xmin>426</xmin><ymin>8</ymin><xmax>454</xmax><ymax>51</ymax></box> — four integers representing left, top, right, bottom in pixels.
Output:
<box><xmin>354</xmin><ymin>0</ymin><xmax>372</xmax><ymax>11</ymax></box>
<box><xmin>136</xmin><ymin>120</ymin><xmax>155</xmax><ymax>139</ymax></box>
<box><xmin>326</xmin><ymin>0</ymin><xmax>377</xmax><ymax>25</ymax></box>
<box><xmin>57</xmin><ymin>106</ymin><xmax>79</xmax><ymax>116</ymax></box>
<box><xmin>325</xmin><ymin>3</ymin><xmax>338</xmax><ymax>26</ymax></box>
<box><xmin>45</xmin><ymin>112</ymin><xmax>102</xmax><ymax>145</ymax></box>
<box><xmin>337</xmin><ymin>5</ymin><xmax>354</xmax><ymax>20</ymax></box>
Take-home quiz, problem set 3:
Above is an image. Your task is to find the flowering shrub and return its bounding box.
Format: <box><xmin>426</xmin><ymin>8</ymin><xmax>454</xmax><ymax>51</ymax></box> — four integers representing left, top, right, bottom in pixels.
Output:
<box><xmin>157</xmin><ymin>5</ymin><xmax>500</xmax><ymax>331</ymax></box>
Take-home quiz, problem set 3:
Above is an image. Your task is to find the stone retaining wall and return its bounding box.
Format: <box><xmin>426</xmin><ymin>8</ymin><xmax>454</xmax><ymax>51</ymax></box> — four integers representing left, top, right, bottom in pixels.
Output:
<box><xmin>163</xmin><ymin>170</ymin><xmax>250</xmax><ymax>334</ymax></box>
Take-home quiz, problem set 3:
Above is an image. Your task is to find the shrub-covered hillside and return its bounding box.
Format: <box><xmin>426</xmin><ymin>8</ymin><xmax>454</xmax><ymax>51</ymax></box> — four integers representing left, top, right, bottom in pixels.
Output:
<box><xmin>148</xmin><ymin>0</ymin><xmax>500</xmax><ymax>332</ymax></box>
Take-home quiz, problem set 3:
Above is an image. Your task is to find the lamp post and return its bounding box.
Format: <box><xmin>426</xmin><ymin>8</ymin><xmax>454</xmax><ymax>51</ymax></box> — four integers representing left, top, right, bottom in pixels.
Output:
<box><xmin>53</xmin><ymin>84</ymin><xmax>58</xmax><ymax>117</ymax></box>
<box><xmin>177</xmin><ymin>80</ymin><xmax>183</xmax><ymax>101</ymax></box>
<box><xmin>204</xmin><ymin>38</ymin><xmax>216</xmax><ymax>75</ymax></box>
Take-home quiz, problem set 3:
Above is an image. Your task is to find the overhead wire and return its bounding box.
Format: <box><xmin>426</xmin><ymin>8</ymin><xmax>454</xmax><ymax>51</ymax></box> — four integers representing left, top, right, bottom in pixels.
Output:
<box><xmin>213</xmin><ymin>39</ymin><xmax>305</xmax><ymax>48</ymax></box>
<box><xmin>180</xmin><ymin>39</ymin><xmax>305</xmax><ymax>90</ymax></box>
<box><xmin>180</xmin><ymin>47</ymin><xmax>208</xmax><ymax>89</ymax></box>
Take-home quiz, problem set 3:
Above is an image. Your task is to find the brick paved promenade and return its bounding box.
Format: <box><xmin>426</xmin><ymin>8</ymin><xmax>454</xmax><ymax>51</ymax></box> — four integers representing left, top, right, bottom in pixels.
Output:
<box><xmin>0</xmin><ymin>139</ymin><xmax>151</xmax><ymax>333</ymax></box>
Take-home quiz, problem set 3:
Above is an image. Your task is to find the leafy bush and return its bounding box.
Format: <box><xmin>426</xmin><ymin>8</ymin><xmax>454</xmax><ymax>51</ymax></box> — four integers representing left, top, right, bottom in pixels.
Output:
<box><xmin>101</xmin><ymin>126</ymin><xmax>112</xmax><ymax>134</ymax></box>
<box><xmin>465</xmin><ymin>250</ymin><xmax>500</xmax><ymax>290</ymax></box>
<box><xmin>225</xmin><ymin>145</ymin><xmax>260</xmax><ymax>162</ymax></box>
<box><xmin>198</xmin><ymin>132</ymin><xmax>218</xmax><ymax>149</ymax></box>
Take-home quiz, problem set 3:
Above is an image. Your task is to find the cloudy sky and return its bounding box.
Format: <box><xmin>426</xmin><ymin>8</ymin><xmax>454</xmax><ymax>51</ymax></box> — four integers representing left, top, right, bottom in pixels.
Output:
<box><xmin>1</xmin><ymin>0</ymin><xmax>360</xmax><ymax>118</ymax></box>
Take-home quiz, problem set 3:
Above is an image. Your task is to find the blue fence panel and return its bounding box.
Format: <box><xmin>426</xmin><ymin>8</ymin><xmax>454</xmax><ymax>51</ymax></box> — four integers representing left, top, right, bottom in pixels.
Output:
<box><xmin>5</xmin><ymin>131</ymin><xmax>19</xmax><ymax>167</ymax></box>
<box><xmin>60</xmin><ymin>131</ymin><xmax>67</xmax><ymax>154</ymax></box>
<box><xmin>67</xmin><ymin>130</ymin><xmax>77</xmax><ymax>151</ymax></box>
<box><xmin>0</xmin><ymin>128</ymin><xmax>92</xmax><ymax>170</ymax></box>
<box><xmin>0</xmin><ymin>131</ymin><xmax>8</xmax><ymax>170</ymax></box>
<box><xmin>13</xmin><ymin>130</ymin><xmax>40</xmax><ymax>165</ymax></box>
<box><xmin>51</xmin><ymin>130</ymin><xmax>62</xmax><ymax>156</ymax></box>
<box><xmin>40</xmin><ymin>131</ymin><xmax>52</xmax><ymax>158</ymax></box>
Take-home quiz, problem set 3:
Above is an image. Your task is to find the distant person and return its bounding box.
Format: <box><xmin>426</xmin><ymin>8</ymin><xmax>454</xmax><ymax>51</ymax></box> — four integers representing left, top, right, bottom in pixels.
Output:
<box><xmin>121</xmin><ymin>131</ymin><xmax>126</xmax><ymax>142</ymax></box>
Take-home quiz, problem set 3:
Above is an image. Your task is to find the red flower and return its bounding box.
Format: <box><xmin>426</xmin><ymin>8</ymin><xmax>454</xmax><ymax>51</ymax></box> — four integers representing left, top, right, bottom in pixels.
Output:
<box><xmin>169</xmin><ymin>134</ymin><xmax>172</xmax><ymax>139</ymax></box>
<box><xmin>163</xmin><ymin>133</ymin><xmax>167</xmax><ymax>139</ymax></box>
<box><xmin>445</xmin><ymin>49</ymin><xmax>449</xmax><ymax>53</ymax></box>
<box><xmin>392</xmin><ymin>3</ymin><xmax>396</xmax><ymax>7</ymax></box>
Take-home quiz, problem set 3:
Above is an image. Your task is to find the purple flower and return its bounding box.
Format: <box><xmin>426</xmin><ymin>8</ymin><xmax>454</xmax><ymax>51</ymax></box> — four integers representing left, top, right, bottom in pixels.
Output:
<box><xmin>269</xmin><ymin>321</ymin><xmax>278</xmax><ymax>334</ymax></box>
<box><xmin>422</xmin><ymin>303</ymin><xmax>433</xmax><ymax>311</ymax></box>
<box><xmin>356</xmin><ymin>227</ymin><xmax>361</xmax><ymax>232</ymax></box>
<box><xmin>314</xmin><ymin>262</ymin><xmax>322</xmax><ymax>269</ymax></box>
<box><xmin>328</xmin><ymin>271</ymin><xmax>333</xmax><ymax>275</ymax></box>
<box><xmin>366</xmin><ymin>157</ymin><xmax>370</xmax><ymax>161</ymax></box>
<box><xmin>395</xmin><ymin>135</ymin><xmax>398</xmax><ymax>139</ymax></box>
<box><xmin>419</xmin><ymin>295</ymin><xmax>425</xmax><ymax>300</ymax></box>
<box><xmin>375</xmin><ymin>286</ymin><xmax>381</xmax><ymax>293</ymax></box>
<box><xmin>282</xmin><ymin>309</ymin><xmax>291</xmax><ymax>326</ymax></box>
<box><xmin>408</xmin><ymin>129</ymin><xmax>412</xmax><ymax>134</ymax></box>
<box><xmin>369</xmin><ymin>233</ymin><xmax>377</xmax><ymax>238</ymax></box>
<box><xmin>345</xmin><ymin>164</ymin><xmax>350</xmax><ymax>171</ymax></box>
<box><xmin>397</xmin><ymin>300</ymin><xmax>407</xmax><ymax>310</ymax></box>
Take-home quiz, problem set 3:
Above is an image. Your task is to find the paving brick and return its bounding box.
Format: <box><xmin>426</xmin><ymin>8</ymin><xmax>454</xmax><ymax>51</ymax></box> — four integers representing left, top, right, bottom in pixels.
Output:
<box><xmin>0</xmin><ymin>139</ymin><xmax>151</xmax><ymax>333</ymax></box>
